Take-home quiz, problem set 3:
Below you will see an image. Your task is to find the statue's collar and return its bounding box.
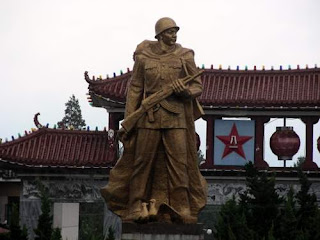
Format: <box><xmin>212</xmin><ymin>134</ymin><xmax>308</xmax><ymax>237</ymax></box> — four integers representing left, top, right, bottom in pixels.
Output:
<box><xmin>134</xmin><ymin>40</ymin><xmax>183</xmax><ymax>59</ymax></box>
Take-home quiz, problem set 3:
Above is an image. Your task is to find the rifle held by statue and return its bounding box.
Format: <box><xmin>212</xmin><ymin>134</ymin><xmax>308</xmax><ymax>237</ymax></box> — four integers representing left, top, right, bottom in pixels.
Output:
<box><xmin>121</xmin><ymin>70</ymin><xmax>204</xmax><ymax>134</ymax></box>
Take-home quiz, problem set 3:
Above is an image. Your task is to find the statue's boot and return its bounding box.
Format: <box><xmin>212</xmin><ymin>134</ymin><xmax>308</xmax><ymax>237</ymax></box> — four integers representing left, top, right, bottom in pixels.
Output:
<box><xmin>124</xmin><ymin>202</ymin><xmax>149</xmax><ymax>222</ymax></box>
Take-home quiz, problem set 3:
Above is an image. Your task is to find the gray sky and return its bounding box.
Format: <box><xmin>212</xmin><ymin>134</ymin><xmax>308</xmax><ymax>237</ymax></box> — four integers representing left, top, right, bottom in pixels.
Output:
<box><xmin>1</xmin><ymin>0</ymin><xmax>320</xmax><ymax>167</ymax></box>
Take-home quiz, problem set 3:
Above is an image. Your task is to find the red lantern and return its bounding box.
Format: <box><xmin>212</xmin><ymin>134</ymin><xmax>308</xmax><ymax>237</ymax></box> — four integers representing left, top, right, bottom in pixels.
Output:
<box><xmin>270</xmin><ymin>126</ymin><xmax>300</xmax><ymax>160</ymax></box>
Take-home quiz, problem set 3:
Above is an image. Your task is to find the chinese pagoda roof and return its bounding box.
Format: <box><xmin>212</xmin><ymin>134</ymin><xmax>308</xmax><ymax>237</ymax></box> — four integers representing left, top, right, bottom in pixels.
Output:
<box><xmin>85</xmin><ymin>67</ymin><xmax>320</xmax><ymax>111</ymax></box>
<box><xmin>0</xmin><ymin>121</ymin><xmax>115</xmax><ymax>168</ymax></box>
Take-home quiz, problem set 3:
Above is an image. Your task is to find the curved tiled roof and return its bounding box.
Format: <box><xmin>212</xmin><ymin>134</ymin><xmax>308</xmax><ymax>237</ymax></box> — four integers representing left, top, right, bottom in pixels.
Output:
<box><xmin>85</xmin><ymin>67</ymin><xmax>320</xmax><ymax>109</ymax></box>
<box><xmin>0</xmin><ymin>127</ymin><xmax>115</xmax><ymax>168</ymax></box>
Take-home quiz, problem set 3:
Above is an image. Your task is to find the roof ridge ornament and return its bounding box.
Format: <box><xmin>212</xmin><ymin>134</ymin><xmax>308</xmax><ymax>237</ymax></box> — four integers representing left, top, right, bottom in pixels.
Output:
<box><xmin>84</xmin><ymin>71</ymin><xmax>93</xmax><ymax>82</ymax></box>
<box><xmin>34</xmin><ymin>112</ymin><xmax>43</xmax><ymax>129</ymax></box>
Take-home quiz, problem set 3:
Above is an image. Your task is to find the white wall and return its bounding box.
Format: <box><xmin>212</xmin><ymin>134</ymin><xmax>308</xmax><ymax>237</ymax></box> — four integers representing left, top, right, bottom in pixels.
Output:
<box><xmin>53</xmin><ymin>203</ymin><xmax>79</xmax><ymax>240</ymax></box>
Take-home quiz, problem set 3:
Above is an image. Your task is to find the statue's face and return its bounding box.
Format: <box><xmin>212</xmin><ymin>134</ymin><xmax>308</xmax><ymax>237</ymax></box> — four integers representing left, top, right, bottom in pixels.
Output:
<box><xmin>160</xmin><ymin>27</ymin><xmax>178</xmax><ymax>46</ymax></box>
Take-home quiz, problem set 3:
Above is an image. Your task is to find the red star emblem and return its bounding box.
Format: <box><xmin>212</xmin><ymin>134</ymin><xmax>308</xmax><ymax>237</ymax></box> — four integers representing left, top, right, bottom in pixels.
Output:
<box><xmin>216</xmin><ymin>123</ymin><xmax>253</xmax><ymax>159</ymax></box>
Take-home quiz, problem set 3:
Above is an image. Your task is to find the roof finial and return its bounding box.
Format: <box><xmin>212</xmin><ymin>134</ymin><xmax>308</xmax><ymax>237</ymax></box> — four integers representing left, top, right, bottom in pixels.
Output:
<box><xmin>34</xmin><ymin>113</ymin><xmax>43</xmax><ymax>129</ymax></box>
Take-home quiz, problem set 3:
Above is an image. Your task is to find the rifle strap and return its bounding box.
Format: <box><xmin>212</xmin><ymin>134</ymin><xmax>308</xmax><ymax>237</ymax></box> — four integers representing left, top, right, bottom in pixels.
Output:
<box><xmin>180</xmin><ymin>58</ymin><xmax>190</xmax><ymax>77</ymax></box>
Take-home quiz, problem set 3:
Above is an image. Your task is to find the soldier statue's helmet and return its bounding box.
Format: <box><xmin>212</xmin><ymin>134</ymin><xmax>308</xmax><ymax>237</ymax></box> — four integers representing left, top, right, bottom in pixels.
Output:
<box><xmin>155</xmin><ymin>17</ymin><xmax>180</xmax><ymax>38</ymax></box>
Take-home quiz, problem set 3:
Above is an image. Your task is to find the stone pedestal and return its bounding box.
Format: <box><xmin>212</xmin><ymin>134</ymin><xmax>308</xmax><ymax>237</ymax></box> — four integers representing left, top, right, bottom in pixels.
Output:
<box><xmin>121</xmin><ymin>222</ymin><xmax>204</xmax><ymax>240</ymax></box>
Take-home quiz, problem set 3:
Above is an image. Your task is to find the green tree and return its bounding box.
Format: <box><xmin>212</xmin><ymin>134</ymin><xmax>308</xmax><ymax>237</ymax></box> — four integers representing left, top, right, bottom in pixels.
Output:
<box><xmin>50</xmin><ymin>228</ymin><xmax>62</xmax><ymax>240</ymax></box>
<box><xmin>294</xmin><ymin>156</ymin><xmax>305</xmax><ymax>168</ymax></box>
<box><xmin>57</xmin><ymin>94</ymin><xmax>86</xmax><ymax>129</ymax></box>
<box><xmin>197</xmin><ymin>149</ymin><xmax>205</xmax><ymax>165</ymax></box>
<box><xmin>0</xmin><ymin>233</ymin><xmax>10</xmax><ymax>240</ymax></box>
<box><xmin>239</xmin><ymin>162</ymin><xmax>282</xmax><ymax>240</ymax></box>
<box><xmin>105</xmin><ymin>226</ymin><xmax>115</xmax><ymax>240</ymax></box>
<box><xmin>215</xmin><ymin>197</ymin><xmax>253</xmax><ymax>240</ymax></box>
<box><xmin>215</xmin><ymin>163</ymin><xmax>320</xmax><ymax>240</ymax></box>
<box><xmin>274</xmin><ymin>187</ymin><xmax>299</xmax><ymax>240</ymax></box>
<box><xmin>9</xmin><ymin>203</ymin><xmax>22</xmax><ymax>240</ymax></box>
<box><xmin>21</xmin><ymin>225</ymin><xmax>28</xmax><ymax>240</ymax></box>
<box><xmin>34</xmin><ymin>182</ymin><xmax>52</xmax><ymax>240</ymax></box>
<box><xmin>266</xmin><ymin>223</ymin><xmax>276</xmax><ymax>240</ymax></box>
<box><xmin>295</xmin><ymin>169</ymin><xmax>320</xmax><ymax>240</ymax></box>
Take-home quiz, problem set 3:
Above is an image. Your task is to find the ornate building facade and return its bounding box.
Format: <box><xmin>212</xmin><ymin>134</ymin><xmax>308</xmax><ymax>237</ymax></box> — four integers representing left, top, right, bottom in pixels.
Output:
<box><xmin>1</xmin><ymin>66</ymin><xmax>320</xmax><ymax>239</ymax></box>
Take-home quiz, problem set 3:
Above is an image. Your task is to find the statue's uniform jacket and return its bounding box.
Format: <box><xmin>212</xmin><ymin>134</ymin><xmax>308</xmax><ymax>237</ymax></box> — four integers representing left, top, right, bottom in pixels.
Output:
<box><xmin>126</xmin><ymin>40</ymin><xmax>203</xmax><ymax>129</ymax></box>
<box><xmin>101</xmin><ymin>40</ymin><xmax>207</xmax><ymax>220</ymax></box>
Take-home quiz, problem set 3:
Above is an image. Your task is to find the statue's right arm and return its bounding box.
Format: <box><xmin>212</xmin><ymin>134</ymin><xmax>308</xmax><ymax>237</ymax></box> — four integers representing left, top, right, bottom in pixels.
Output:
<box><xmin>124</xmin><ymin>57</ymin><xmax>144</xmax><ymax>119</ymax></box>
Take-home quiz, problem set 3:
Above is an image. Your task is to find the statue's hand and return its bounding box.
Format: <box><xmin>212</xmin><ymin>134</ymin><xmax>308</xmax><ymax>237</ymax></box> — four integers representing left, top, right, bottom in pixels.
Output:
<box><xmin>117</xmin><ymin>128</ymin><xmax>128</xmax><ymax>142</ymax></box>
<box><xmin>172</xmin><ymin>79</ymin><xmax>191</xmax><ymax>98</ymax></box>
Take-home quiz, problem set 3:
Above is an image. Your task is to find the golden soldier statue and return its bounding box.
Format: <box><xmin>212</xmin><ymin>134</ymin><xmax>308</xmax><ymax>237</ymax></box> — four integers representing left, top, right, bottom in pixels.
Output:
<box><xmin>101</xmin><ymin>17</ymin><xmax>207</xmax><ymax>224</ymax></box>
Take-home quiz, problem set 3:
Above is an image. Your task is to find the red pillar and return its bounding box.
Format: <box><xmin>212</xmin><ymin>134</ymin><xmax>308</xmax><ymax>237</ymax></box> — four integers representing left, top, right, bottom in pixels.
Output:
<box><xmin>108</xmin><ymin>112</ymin><xmax>124</xmax><ymax>131</ymax></box>
<box><xmin>251</xmin><ymin>116</ymin><xmax>269</xmax><ymax>169</ymax></box>
<box><xmin>301</xmin><ymin>117</ymin><xmax>319</xmax><ymax>170</ymax></box>
<box><xmin>201</xmin><ymin>115</ymin><xmax>216</xmax><ymax>168</ymax></box>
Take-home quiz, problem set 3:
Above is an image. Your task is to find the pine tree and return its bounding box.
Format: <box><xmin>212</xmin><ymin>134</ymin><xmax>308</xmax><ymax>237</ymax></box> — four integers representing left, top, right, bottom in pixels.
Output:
<box><xmin>57</xmin><ymin>94</ymin><xmax>86</xmax><ymax>129</ymax></box>
<box><xmin>50</xmin><ymin>228</ymin><xmax>62</xmax><ymax>240</ymax></box>
<box><xmin>227</xmin><ymin>225</ymin><xmax>236</xmax><ymax>240</ymax></box>
<box><xmin>34</xmin><ymin>182</ymin><xmax>53</xmax><ymax>240</ymax></box>
<box><xmin>294</xmin><ymin>156</ymin><xmax>305</xmax><ymax>168</ymax></box>
<box><xmin>197</xmin><ymin>149</ymin><xmax>205</xmax><ymax>165</ymax></box>
<box><xmin>21</xmin><ymin>225</ymin><xmax>28</xmax><ymax>240</ymax></box>
<box><xmin>215</xmin><ymin>197</ymin><xmax>253</xmax><ymax>240</ymax></box>
<box><xmin>267</xmin><ymin>223</ymin><xmax>276</xmax><ymax>240</ymax></box>
<box><xmin>9</xmin><ymin>203</ymin><xmax>22</xmax><ymax>240</ymax></box>
<box><xmin>295</xmin><ymin>169</ymin><xmax>320</xmax><ymax>240</ymax></box>
<box><xmin>105</xmin><ymin>226</ymin><xmax>115</xmax><ymax>240</ymax></box>
<box><xmin>239</xmin><ymin>162</ymin><xmax>282</xmax><ymax>240</ymax></box>
<box><xmin>274</xmin><ymin>187</ymin><xmax>299</xmax><ymax>240</ymax></box>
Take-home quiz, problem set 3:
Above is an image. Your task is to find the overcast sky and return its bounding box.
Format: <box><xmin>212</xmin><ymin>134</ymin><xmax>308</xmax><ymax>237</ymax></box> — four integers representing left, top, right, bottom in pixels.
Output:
<box><xmin>1</xmin><ymin>0</ymin><xmax>320</xmax><ymax>167</ymax></box>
